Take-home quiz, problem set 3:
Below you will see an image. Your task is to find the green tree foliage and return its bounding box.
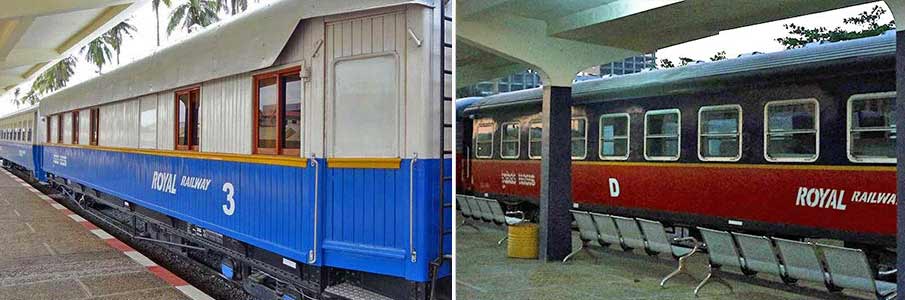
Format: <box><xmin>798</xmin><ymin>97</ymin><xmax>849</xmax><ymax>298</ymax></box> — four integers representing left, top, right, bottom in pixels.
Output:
<box><xmin>21</xmin><ymin>90</ymin><xmax>39</xmax><ymax>106</ymax></box>
<box><xmin>82</xmin><ymin>37</ymin><xmax>114</xmax><ymax>74</ymax></box>
<box><xmin>167</xmin><ymin>0</ymin><xmax>221</xmax><ymax>35</ymax></box>
<box><xmin>104</xmin><ymin>21</ymin><xmax>138</xmax><ymax>65</ymax></box>
<box><xmin>709</xmin><ymin>51</ymin><xmax>727</xmax><ymax>61</ymax></box>
<box><xmin>215</xmin><ymin>0</ymin><xmax>250</xmax><ymax>15</ymax></box>
<box><xmin>776</xmin><ymin>5</ymin><xmax>895</xmax><ymax>49</ymax></box>
<box><xmin>11</xmin><ymin>88</ymin><xmax>20</xmax><ymax>108</ymax></box>
<box><xmin>31</xmin><ymin>56</ymin><xmax>77</xmax><ymax>96</ymax></box>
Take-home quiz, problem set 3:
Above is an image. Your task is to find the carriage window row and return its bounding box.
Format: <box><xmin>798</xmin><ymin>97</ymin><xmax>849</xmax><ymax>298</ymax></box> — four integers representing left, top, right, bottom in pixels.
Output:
<box><xmin>47</xmin><ymin>108</ymin><xmax>99</xmax><ymax>146</ymax></box>
<box><xmin>477</xmin><ymin>93</ymin><xmax>894</xmax><ymax>163</ymax></box>
<box><xmin>0</xmin><ymin>121</ymin><xmax>33</xmax><ymax>142</ymax></box>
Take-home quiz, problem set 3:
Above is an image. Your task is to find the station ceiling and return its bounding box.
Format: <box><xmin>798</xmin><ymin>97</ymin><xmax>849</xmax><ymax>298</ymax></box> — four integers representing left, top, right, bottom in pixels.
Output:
<box><xmin>457</xmin><ymin>0</ymin><xmax>882</xmax><ymax>87</ymax></box>
<box><xmin>0</xmin><ymin>0</ymin><xmax>146</xmax><ymax>92</ymax></box>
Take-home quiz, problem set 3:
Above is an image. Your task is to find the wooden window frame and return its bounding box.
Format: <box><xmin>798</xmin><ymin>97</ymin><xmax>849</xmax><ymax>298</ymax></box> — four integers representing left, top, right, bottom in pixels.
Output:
<box><xmin>253</xmin><ymin>66</ymin><xmax>302</xmax><ymax>156</ymax></box>
<box><xmin>89</xmin><ymin>108</ymin><xmax>100</xmax><ymax>146</ymax></box>
<box><xmin>46</xmin><ymin>117</ymin><xmax>51</xmax><ymax>143</ymax></box>
<box><xmin>174</xmin><ymin>86</ymin><xmax>201</xmax><ymax>151</ymax></box>
<box><xmin>56</xmin><ymin>114</ymin><xmax>63</xmax><ymax>144</ymax></box>
<box><xmin>72</xmin><ymin>110</ymin><xmax>80</xmax><ymax>144</ymax></box>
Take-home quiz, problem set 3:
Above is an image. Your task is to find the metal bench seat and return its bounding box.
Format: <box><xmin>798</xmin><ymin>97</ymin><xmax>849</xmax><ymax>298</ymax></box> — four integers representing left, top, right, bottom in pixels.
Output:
<box><xmin>456</xmin><ymin>195</ymin><xmax>480</xmax><ymax>231</ymax></box>
<box><xmin>819</xmin><ymin>243</ymin><xmax>897</xmax><ymax>300</ymax></box>
<box><xmin>589</xmin><ymin>212</ymin><xmax>622</xmax><ymax>249</ymax></box>
<box><xmin>471</xmin><ymin>197</ymin><xmax>525</xmax><ymax>245</ymax></box>
<box><xmin>732</xmin><ymin>232</ymin><xmax>790</xmax><ymax>283</ymax></box>
<box><xmin>473</xmin><ymin>197</ymin><xmax>497</xmax><ymax>224</ymax></box>
<box><xmin>695</xmin><ymin>227</ymin><xmax>739</xmax><ymax>296</ymax></box>
<box><xmin>563</xmin><ymin>210</ymin><xmax>600</xmax><ymax>264</ymax></box>
<box><xmin>636</xmin><ymin>218</ymin><xmax>700</xmax><ymax>288</ymax></box>
<box><xmin>612</xmin><ymin>215</ymin><xmax>646</xmax><ymax>251</ymax></box>
<box><xmin>773</xmin><ymin>238</ymin><xmax>828</xmax><ymax>287</ymax></box>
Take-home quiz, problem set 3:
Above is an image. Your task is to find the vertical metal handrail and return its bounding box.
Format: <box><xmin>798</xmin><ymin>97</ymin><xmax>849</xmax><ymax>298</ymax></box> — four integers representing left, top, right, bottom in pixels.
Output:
<box><xmin>410</xmin><ymin>152</ymin><xmax>418</xmax><ymax>263</ymax></box>
<box><xmin>308</xmin><ymin>154</ymin><xmax>319</xmax><ymax>264</ymax></box>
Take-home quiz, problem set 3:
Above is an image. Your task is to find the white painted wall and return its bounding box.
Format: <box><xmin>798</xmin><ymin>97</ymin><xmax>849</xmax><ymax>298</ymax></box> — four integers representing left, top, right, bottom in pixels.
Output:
<box><xmin>62</xmin><ymin>112</ymin><xmax>72</xmax><ymax>144</ymax></box>
<box><xmin>100</xmin><ymin>99</ymin><xmax>140</xmax><ymax>148</ymax></box>
<box><xmin>139</xmin><ymin>94</ymin><xmax>158</xmax><ymax>149</ymax></box>
<box><xmin>78</xmin><ymin>109</ymin><xmax>90</xmax><ymax>145</ymax></box>
<box><xmin>200</xmin><ymin>74</ymin><xmax>253</xmax><ymax>154</ymax></box>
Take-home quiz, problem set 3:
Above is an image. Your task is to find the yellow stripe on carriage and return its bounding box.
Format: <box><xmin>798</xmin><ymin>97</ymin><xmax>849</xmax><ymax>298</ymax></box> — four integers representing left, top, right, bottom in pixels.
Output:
<box><xmin>327</xmin><ymin>157</ymin><xmax>402</xmax><ymax>169</ymax></box>
<box><xmin>41</xmin><ymin>143</ymin><xmax>308</xmax><ymax>168</ymax></box>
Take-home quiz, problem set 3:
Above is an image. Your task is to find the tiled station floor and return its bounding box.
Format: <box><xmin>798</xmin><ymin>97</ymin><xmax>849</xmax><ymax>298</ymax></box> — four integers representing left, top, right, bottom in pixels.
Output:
<box><xmin>0</xmin><ymin>169</ymin><xmax>207</xmax><ymax>300</ymax></box>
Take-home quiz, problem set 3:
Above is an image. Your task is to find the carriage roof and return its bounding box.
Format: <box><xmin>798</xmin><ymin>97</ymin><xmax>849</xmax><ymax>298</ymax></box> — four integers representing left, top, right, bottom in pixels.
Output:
<box><xmin>464</xmin><ymin>30</ymin><xmax>897</xmax><ymax>114</ymax></box>
<box><xmin>37</xmin><ymin>0</ymin><xmax>433</xmax><ymax>116</ymax></box>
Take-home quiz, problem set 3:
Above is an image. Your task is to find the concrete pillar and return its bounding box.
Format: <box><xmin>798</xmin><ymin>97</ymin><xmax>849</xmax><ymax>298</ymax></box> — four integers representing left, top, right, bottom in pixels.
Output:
<box><xmin>896</xmin><ymin>29</ymin><xmax>903</xmax><ymax>292</ymax></box>
<box><xmin>538</xmin><ymin>85</ymin><xmax>574</xmax><ymax>261</ymax></box>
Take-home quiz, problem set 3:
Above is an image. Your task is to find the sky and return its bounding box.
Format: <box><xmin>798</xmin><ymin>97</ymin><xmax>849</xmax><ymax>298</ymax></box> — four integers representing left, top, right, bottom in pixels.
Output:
<box><xmin>656</xmin><ymin>1</ymin><xmax>894</xmax><ymax>63</ymax></box>
<box><xmin>0</xmin><ymin>1</ymin><xmax>896</xmax><ymax>116</ymax></box>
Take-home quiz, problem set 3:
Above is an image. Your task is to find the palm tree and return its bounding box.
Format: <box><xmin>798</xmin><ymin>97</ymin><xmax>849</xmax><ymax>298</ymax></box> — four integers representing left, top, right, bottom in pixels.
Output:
<box><xmin>82</xmin><ymin>37</ymin><xmax>113</xmax><ymax>74</ymax></box>
<box><xmin>216</xmin><ymin>0</ymin><xmax>250</xmax><ymax>15</ymax></box>
<box><xmin>104</xmin><ymin>21</ymin><xmax>138</xmax><ymax>65</ymax></box>
<box><xmin>32</xmin><ymin>56</ymin><xmax>77</xmax><ymax>95</ymax></box>
<box><xmin>21</xmin><ymin>90</ymin><xmax>39</xmax><ymax>106</ymax></box>
<box><xmin>167</xmin><ymin>0</ymin><xmax>221</xmax><ymax>35</ymax></box>
<box><xmin>151</xmin><ymin>0</ymin><xmax>172</xmax><ymax>46</ymax></box>
<box><xmin>11</xmin><ymin>88</ymin><xmax>20</xmax><ymax>108</ymax></box>
<box><xmin>229</xmin><ymin>0</ymin><xmax>249</xmax><ymax>15</ymax></box>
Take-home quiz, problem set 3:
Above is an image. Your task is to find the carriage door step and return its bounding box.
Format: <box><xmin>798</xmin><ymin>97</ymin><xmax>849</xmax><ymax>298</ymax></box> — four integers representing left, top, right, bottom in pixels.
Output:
<box><xmin>324</xmin><ymin>283</ymin><xmax>393</xmax><ymax>300</ymax></box>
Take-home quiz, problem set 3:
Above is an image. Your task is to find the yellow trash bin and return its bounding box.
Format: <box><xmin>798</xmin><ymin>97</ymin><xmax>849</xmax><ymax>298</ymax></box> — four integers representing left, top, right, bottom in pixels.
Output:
<box><xmin>507</xmin><ymin>223</ymin><xmax>538</xmax><ymax>259</ymax></box>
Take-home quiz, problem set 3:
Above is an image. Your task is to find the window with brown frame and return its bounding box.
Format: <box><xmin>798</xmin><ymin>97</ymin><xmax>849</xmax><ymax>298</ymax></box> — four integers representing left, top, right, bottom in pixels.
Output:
<box><xmin>56</xmin><ymin>115</ymin><xmax>63</xmax><ymax>143</ymax></box>
<box><xmin>175</xmin><ymin>87</ymin><xmax>201</xmax><ymax>151</ymax></box>
<box><xmin>46</xmin><ymin>117</ymin><xmax>51</xmax><ymax>143</ymax></box>
<box><xmin>253</xmin><ymin>67</ymin><xmax>301</xmax><ymax>156</ymax></box>
<box><xmin>89</xmin><ymin>108</ymin><xmax>99</xmax><ymax>146</ymax></box>
<box><xmin>72</xmin><ymin>111</ymin><xmax>79</xmax><ymax>144</ymax></box>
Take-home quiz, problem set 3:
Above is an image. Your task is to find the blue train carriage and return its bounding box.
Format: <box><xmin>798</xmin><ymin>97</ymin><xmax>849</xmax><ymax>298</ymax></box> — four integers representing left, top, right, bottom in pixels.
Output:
<box><xmin>0</xmin><ymin>107</ymin><xmax>42</xmax><ymax>179</ymax></box>
<box><xmin>33</xmin><ymin>0</ymin><xmax>451</xmax><ymax>299</ymax></box>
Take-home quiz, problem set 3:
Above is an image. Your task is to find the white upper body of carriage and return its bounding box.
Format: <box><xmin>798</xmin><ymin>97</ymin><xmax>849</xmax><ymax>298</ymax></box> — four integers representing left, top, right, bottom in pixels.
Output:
<box><xmin>32</xmin><ymin>0</ymin><xmax>448</xmax><ymax>162</ymax></box>
<box><xmin>0</xmin><ymin>108</ymin><xmax>37</xmax><ymax>145</ymax></box>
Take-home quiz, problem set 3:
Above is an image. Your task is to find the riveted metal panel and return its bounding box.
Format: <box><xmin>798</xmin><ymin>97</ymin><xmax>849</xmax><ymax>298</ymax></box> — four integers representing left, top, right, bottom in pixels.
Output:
<box><xmin>200</xmin><ymin>74</ymin><xmax>253</xmax><ymax>155</ymax></box>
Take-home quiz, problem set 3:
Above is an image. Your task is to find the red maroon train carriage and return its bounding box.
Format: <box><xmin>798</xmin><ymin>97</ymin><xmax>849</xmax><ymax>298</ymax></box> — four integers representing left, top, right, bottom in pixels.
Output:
<box><xmin>456</xmin><ymin>32</ymin><xmax>897</xmax><ymax>265</ymax></box>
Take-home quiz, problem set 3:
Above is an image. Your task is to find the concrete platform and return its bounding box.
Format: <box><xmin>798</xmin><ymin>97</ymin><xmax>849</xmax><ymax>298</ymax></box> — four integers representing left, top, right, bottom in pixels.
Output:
<box><xmin>456</xmin><ymin>222</ymin><xmax>877</xmax><ymax>300</ymax></box>
<box><xmin>0</xmin><ymin>169</ymin><xmax>199</xmax><ymax>300</ymax></box>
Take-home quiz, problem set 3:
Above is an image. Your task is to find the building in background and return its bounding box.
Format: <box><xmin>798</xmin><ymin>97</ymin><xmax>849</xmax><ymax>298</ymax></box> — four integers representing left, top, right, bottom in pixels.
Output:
<box><xmin>582</xmin><ymin>53</ymin><xmax>658</xmax><ymax>77</ymax></box>
<box><xmin>457</xmin><ymin>54</ymin><xmax>656</xmax><ymax>97</ymax></box>
<box><xmin>456</xmin><ymin>70</ymin><xmax>542</xmax><ymax>97</ymax></box>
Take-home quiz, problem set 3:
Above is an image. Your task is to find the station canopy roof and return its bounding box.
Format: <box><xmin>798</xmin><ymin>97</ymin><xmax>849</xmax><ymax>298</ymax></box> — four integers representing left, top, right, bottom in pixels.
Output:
<box><xmin>457</xmin><ymin>0</ymin><xmax>880</xmax><ymax>86</ymax></box>
<box><xmin>0</xmin><ymin>0</ymin><xmax>147</xmax><ymax>92</ymax></box>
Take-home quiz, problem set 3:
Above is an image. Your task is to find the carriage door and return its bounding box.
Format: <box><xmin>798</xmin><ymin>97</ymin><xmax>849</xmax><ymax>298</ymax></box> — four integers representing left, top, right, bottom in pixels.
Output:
<box><xmin>323</xmin><ymin>11</ymin><xmax>407</xmax><ymax>262</ymax></box>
